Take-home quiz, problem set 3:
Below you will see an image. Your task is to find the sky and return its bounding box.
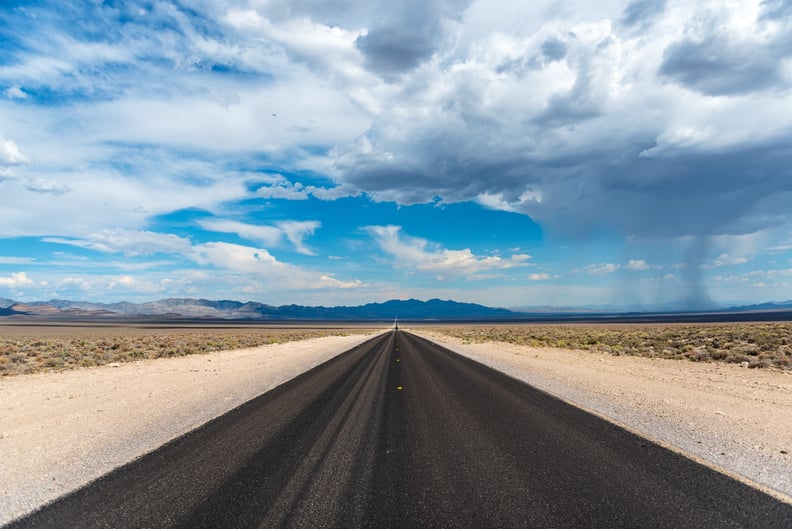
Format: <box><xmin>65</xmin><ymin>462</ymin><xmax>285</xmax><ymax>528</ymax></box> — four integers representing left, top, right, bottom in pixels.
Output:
<box><xmin>1</xmin><ymin>0</ymin><xmax>792</xmax><ymax>309</ymax></box>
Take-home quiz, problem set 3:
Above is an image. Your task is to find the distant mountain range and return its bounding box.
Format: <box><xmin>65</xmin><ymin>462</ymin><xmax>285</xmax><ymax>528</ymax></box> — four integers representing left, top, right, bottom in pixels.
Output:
<box><xmin>729</xmin><ymin>300</ymin><xmax>792</xmax><ymax>311</ymax></box>
<box><xmin>0</xmin><ymin>297</ymin><xmax>516</xmax><ymax>321</ymax></box>
<box><xmin>2</xmin><ymin>297</ymin><xmax>792</xmax><ymax>322</ymax></box>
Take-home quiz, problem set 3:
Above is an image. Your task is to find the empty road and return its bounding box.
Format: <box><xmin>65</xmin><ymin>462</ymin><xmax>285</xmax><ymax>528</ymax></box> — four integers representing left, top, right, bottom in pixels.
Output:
<box><xmin>6</xmin><ymin>331</ymin><xmax>792</xmax><ymax>528</ymax></box>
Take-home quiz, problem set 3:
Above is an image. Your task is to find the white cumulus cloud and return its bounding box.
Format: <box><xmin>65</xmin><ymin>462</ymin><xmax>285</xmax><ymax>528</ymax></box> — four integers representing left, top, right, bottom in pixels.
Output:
<box><xmin>0</xmin><ymin>272</ymin><xmax>34</xmax><ymax>287</ymax></box>
<box><xmin>711</xmin><ymin>253</ymin><xmax>750</xmax><ymax>267</ymax></box>
<box><xmin>0</xmin><ymin>135</ymin><xmax>28</xmax><ymax>164</ymax></box>
<box><xmin>626</xmin><ymin>259</ymin><xmax>650</xmax><ymax>271</ymax></box>
<box><xmin>366</xmin><ymin>225</ymin><xmax>532</xmax><ymax>278</ymax></box>
<box><xmin>3</xmin><ymin>85</ymin><xmax>28</xmax><ymax>99</ymax></box>
<box><xmin>191</xmin><ymin>241</ymin><xmax>364</xmax><ymax>290</ymax></box>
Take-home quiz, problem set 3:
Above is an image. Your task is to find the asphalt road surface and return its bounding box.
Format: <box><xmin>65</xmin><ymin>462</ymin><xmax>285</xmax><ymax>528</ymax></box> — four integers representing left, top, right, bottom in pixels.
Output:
<box><xmin>7</xmin><ymin>331</ymin><xmax>792</xmax><ymax>528</ymax></box>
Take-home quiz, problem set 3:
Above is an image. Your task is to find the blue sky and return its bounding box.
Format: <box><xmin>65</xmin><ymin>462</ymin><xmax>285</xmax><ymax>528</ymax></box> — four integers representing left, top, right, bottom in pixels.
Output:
<box><xmin>1</xmin><ymin>0</ymin><xmax>792</xmax><ymax>309</ymax></box>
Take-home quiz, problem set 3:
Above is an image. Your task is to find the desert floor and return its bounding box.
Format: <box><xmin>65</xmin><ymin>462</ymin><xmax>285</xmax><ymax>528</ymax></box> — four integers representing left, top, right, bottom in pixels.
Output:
<box><xmin>1</xmin><ymin>327</ymin><xmax>790</xmax><ymax>524</ymax></box>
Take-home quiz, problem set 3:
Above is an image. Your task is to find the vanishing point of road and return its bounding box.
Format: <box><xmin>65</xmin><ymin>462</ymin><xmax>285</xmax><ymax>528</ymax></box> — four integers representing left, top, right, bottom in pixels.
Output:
<box><xmin>7</xmin><ymin>331</ymin><xmax>792</xmax><ymax>528</ymax></box>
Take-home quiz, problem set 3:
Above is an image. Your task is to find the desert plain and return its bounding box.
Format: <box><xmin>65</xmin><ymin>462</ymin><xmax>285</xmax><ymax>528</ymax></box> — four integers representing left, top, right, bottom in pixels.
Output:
<box><xmin>1</xmin><ymin>321</ymin><xmax>791</xmax><ymax>524</ymax></box>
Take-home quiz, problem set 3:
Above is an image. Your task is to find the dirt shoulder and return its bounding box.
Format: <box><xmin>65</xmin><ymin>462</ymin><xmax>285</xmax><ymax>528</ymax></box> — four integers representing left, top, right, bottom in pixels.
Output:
<box><xmin>0</xmin><ymin>331</ymin><xmax>384</xmax><ymax>525</ymax></box>
<box><xmin>410</xmin><ymin>328</ymin><xmax>792</xmax><ymax>504</ymax></box>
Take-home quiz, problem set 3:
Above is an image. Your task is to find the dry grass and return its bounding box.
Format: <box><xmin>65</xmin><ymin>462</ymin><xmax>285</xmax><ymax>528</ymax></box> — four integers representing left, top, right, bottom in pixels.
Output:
<box><xmin>425</xmin><ymin>323</ymin><xmax>792</xmax><ymax>370</ymax></box>
<box><xmin>0</xmin><ymin>323</ymin><xmax>372</xmax><ymax>376</ymax></box>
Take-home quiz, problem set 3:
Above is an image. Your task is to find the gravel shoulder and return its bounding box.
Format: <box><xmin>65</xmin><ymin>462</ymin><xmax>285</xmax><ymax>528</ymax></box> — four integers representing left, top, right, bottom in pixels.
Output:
<box><xmin>409</xmin><ymin>329</ymin><xmax>792</xmax><ymax>504</ymax></box>
<box><xmin>0</xmin><ymin>331</ymin><xmax>383</xmax><ymax>525</ymax></box>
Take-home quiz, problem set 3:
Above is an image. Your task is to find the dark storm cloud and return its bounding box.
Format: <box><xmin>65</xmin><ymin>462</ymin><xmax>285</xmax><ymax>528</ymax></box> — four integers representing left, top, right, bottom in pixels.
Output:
<box><xmin>336</xmin><ymin>122</ymin><xmax>532</xmax><ymax>204</ymax></box>
<box><xmin>531</xmin><ymin>142</ymin><xmax>792</xmax><ymax>240</ymax></box>
<box><xmin>620</xmin><ymin>0</ymin><xmax>666</xmax><ymax>28</ymax></box>
<box><xmin>659</xmin><ymin>36</ymin><xmax>785</xmax><ymax>96</ymax></box>
<box><xmin>353</xmin><ymin>0</ymin><xmax>473</xmax><ymax>76</ymax></box>
<box><xmin>319</xmin><ymin>2</ymin><xmax>792</xmax><ymax>252</ymax></box>
<box><xmin>355</xmin><ymin>26</ymin><xmax>440</xmax><ymax>76</ymax></box>
<box><xmin>335</xmin><ymin>99</ymin><xmax>792</xmax><ymax>242</ymax></box>
<box><xmin>264</xmin><ymin>0</ymin><xmax>472</xmax><ymax>77</ymax></box>
<box><xmin>333</xmin><ymin>108</ymin><xmax>792</xmax><ymax>308</ymax></box>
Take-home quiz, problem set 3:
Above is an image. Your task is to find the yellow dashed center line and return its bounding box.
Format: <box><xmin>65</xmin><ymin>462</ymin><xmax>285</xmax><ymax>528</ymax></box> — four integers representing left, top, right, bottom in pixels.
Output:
<box><xmin>396</xmin><ymin>386</ymin><xmax>403</xmax><ymax>391</ymax></box>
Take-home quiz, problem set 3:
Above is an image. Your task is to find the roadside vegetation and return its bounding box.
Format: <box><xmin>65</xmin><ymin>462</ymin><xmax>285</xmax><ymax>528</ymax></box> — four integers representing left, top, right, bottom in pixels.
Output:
<box><xmin>428</xmin><ymin>323</ymin><xmax>792</xmax><ymax>370</ymax></box>
<box><xmin>0</xmin><ymin>326</ymin><xmax>367</xmax><ymax>376</ymax></box>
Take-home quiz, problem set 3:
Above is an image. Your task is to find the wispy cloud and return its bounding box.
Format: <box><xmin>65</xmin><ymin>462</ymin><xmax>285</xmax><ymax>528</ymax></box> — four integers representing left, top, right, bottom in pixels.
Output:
<box><xmin>584</xmin><ymin>263</ymin><xmax>620</xmax><ymax>276</ymax></box>
<box><xmin>199</xmin><ymin>219</ymin><xmax>321</xmax><ymax>255</ymax></box>
<box><xmin>24</xmin><ymin>178</ymin><xmax>72</xmax><ymax>195</ymax></box>
<box><xmin>44</xmin><ymin>229</ymin><xmax>192</xmax><ymax>256</ymax></box>
<box><xmin>0</xmin><ymin>257</ymin><xmax>36</xmax><ymax>265</ymax></box>
<box><xmin>278</xmin><ymin>221</ymin><xmax>321</xmax><ymax>255</ymax></box>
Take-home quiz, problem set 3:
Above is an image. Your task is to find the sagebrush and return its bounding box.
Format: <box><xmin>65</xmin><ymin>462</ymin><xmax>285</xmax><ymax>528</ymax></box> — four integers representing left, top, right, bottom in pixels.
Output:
<box><xmin>0</xmin><ymin>326</ymin><xmax>367</xmax><ymax>376</ymax></box>
<box><xmin>428</xmin><ymin>323</ymin><xmax>792</xmax><ymax>370</ymax></box>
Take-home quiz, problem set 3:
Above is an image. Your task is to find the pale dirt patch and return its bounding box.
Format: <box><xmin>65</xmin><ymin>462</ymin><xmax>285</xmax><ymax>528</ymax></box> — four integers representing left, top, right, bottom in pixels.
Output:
<box><xmin>410</xmin><ymin>329</ymin><xmax>792</xmax><ymax>504</ymax></box>
<box><xmin>0</xmin><ymin>331</ymin><xmax>384</xmax><ymax>524</ymax></box>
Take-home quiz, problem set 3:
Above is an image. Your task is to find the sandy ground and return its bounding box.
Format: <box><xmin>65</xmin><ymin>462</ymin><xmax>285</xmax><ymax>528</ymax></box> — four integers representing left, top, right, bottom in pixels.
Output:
<box><xmin>0</xmin><ymin>331</ymin><xmax>383</xmax><ymax>525</ymax></box>
<box><xmin>409</xmin><ymin>329</ymin><xmax>792</xmax><ymax>504</ymax></box>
